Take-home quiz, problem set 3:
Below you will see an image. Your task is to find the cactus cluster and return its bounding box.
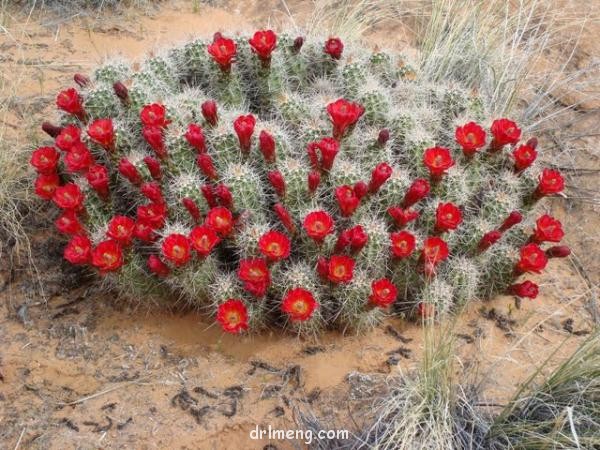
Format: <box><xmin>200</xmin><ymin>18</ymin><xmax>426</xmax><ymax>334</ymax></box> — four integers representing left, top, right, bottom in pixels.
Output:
<box><xmin>31</xmin><ymin>31</ymin><xmax>569</xmax><ymax>335</ymax></box>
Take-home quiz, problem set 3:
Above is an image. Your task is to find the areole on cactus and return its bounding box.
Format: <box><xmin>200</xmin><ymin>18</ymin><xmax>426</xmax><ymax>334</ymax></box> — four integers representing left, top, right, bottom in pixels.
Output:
<box><xmin>32</xmin><ymin>29</ymin><xmax>567</xmax><ymax>336</ymax></box>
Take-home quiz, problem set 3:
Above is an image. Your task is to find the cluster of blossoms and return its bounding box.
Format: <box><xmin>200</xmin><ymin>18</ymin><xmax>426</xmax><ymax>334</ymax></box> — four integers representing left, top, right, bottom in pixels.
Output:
<box><xmin>32</xmin><ymin>30</ymin><xmax>567</xmax><ymax>335</ymax></box>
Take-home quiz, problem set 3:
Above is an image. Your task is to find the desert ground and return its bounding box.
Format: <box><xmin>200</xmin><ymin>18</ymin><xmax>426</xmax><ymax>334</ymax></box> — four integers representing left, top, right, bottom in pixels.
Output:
<box><xmin>0</xmin><ymin>1</ymin><xmax>598</xmax><ymax>449</ymax></box>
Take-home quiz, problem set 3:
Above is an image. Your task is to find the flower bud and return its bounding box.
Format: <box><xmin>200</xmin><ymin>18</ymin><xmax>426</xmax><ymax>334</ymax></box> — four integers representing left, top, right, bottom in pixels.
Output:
<box><xmin>546</xmin><ymin>245</ymin><xmax>571</xmax><ymax>258</ymax></box>
<box><xmin>42</xmin><ymin>121</ymin><xmax>63</xmax><ymax>138</ymax></box>
<box><xmin>73</xmin><ymin>73</ymin><xmax>90</xmax><ymax>88</ymax></box>
<box><xmin>113</xmin><ymin>81</ymin><xmax>130</xmax><ymax>104</ymax></box>
<box><xmin>377</xmin><ymin>129</ymin><xmax>390</xmax><ymax>147</ymax></box>
<box><xmin>201</xmin><ymin>100</ymin><xmax>218</xmax><ymax>126</ymax></box>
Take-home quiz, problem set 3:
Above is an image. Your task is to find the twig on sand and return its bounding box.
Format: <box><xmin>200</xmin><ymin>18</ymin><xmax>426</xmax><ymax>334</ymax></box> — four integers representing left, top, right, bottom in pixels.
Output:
<box><xmin>13</xmin><ymin>428</ymin><xmax>26</xmax><ymax>450</ymax></box>
<box><xmin>56</xmin><ymin>377</ymin><xmax>149</xmax><ymax>407</ymax></box>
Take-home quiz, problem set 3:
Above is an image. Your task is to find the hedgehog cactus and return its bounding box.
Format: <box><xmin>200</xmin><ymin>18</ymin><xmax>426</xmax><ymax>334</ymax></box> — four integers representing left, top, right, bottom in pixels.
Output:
<box><xmin>31</xmin><ymin>30</ymin><xmax>568</xmax><ymax>335</ymax></box>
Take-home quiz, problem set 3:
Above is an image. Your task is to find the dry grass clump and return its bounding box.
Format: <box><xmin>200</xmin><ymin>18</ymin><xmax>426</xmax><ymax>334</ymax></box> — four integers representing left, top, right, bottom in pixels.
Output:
<box><xmin>486</xmin><ymin>331</ymin><xmax>600</xmax><ymax>449</ymax></box>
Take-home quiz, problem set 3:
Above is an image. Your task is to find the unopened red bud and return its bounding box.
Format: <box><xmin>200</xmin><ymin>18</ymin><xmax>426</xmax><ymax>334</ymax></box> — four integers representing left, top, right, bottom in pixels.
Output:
<box><xmin>213</xmin><ymin>32</ymin><xmax>223</xmax><ymax>42</ymax></box>
<box><xmin>353</xmin><ymin>181</ymin><xmax>368</xmax><ymax>200</ymax></box>
<box><xmin>201</xmin><ymin>100</ymin><xmax>218</xmax><ymax>126</ymax></box>
<box><xmin>268</xmin><ymin>170</ymin><xmax>286</xmax><ymax>198</ymax></box>
<box><xmin>215</xmin><ymin>184</ymin><xmax>233</xmax><ymax>208</ymax></box>
<box><xmin>292</xmin><ymin>36</ymin><xmax>304</xmax><ymax>53</ymax></box>
<box><xmin>316</xmin><ymin>257</ymin><xmax>329</xmax><ymax>278</ymax></box>
<box><xmin>42</xmin><ymin>121</ymin><xmax>63</xmax><ymax>138</ymax></box>
<box><xmin>274</xmin><ymin>203</ymin><xmax>295</xmax><ymax>233</ymax></box>
<box><xmin>74</xmin><ymin>73</ymin><xmax>90</xmax><ymax>87</ymax></box>
<box><xmin>143</xmin><ymin>156</ymin><xmax>162</xmax><ymax>181</ymax></box>
<box><xmin>478</xmin><ymin>230</ymin><xmax>502</xmax><ymax>251</ymax></box>
<box><xmin>201</xmin><ymin>184</ymin><xmax>218</xmax><ymax>208</ymax></box>
<box><xmin>113</xmin><ymin>81</ymin><xmax>130</xmax><ymax>104</ymax></box>
<box><xmin>197</xmin><ymin>154</ymin><xmax>218</xmax><ymax>180</ymax></box>
<box><xmin>182</xmin><ymin>197</ymin><xmax>201</xmax><ymax>222</ymax></box>
<box><xmin>377</xmin><ymin>129</ymin><xmax>390</xmax><ymax>146</ymax></box>
<box><xmin>526</xmin><ymin>137</ymin><xmax>538</xmax><ymax>149</ymax></box>
<box><xmin>259</xmin><ymin>130</ymin><xmax>276</xmax><ymax>163</ymax></box>
<box><xmin>308</xmin><ymin>171</ymin><xmax>321</xmax><ymax>193</ymax></box>
<box><xmin>499</xmin><ymin>211</ymin><xmax>523</xmax><ymax>232</ymax></box>
<box><xmin>546</xmin><ymin>245</ymin><xmax>571</xmax><ymax>258</ymax></box>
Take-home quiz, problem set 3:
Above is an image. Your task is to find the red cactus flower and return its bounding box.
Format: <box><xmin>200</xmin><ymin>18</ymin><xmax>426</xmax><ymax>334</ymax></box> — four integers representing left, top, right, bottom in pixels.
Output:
<box><xmin>326</xmin><ymin>98</ymin><xmax>364</xmax><ymax>139</ymax></box>
<box><xmin>55</xmin><ymin>125</ymin><xmax>81</xmax><ymax>152</ymax></box>
<box><xmin>196</xmin><ymin>154</ymin><xmax>218</xmax><ymax>180</ymax></box>
<box><xmin>490</xmin><ymin>118</ymin><xmax>521</xmax><ymax>149</ymax></box>
<box><xmin>207</xmin><ymin>36</ymin><xmax>237</xmax><ymax>71</ymax></box>
<box><xmin>281</xmin><ymin>288</ymin><xmax>318</xmax><ymax>321</ymax></box>
<box><xmin>274</xmin><ymin>203</ymin><xmax>296</xmax><ymax>234</ymax></box>
<box><xmin>403</xmin><ymin>178</ymin><xmax>430</xmax><ymax>208</ymax></box>
<box><xmin>435</xmin><ymin>202</ymin><xmax>463</xmax><ymax>232</ymax></box>
<box><xmin>455</xmin><ymin>122</ymin><xmax>486</xmax><ymax>156</ymax></box>
<box><xmin>182</xmin><ymin>198</ymin><xmax>201</xmax><ymax>222</ymax></box>
<box><xmin>206</xmin><ymin>206</ymin><xmax>234</xmax><ymax>237</ymax></box>
<box><xmin>249</xmin><ymin>30</ymin><xmax>277</xmax><ymax>61</ymax></box>
<box><xmin>106</xmin><ymin>215</ymin><xmax>136</xmax><ymax>246</ymax></box>
<box><xmin>303</xmin><ymin>210</ymin><xmax>334</xmax><ymax>243</ymax></box>
<box><xmin>546</xmin><ymin>245</ymin><xmax>571</xmax><ymax>258</ymax></box>
<box><xmin>185</xmin><ymin>124</ymin><xmax>206</xmax><ymax>153</ymax></box>
<box><xmin>92</xmin><ymin>240</ymin><xmax>124</xmax><ymax>273</ymax></box>
<box><xmin>216</xmin><ymin>299</ymin><xmax>249</xmax><ymax>334</ymax></box>
<box><xmin>201</xmin><ymin>184</ymin><xmax>218</xmax><ymax>208</ymax></box>
<box><xmin>308</xmin><ymin>170</ymin><xmax>321</xmax><ymax>194</ymax></box>
<box><xmin>532</xmin><ymin>214</ymin><xmax>564</xmax><ymax>243</ymax></box>
<box><xmin>215</xmin><ymin>184</ymin><xmax>233</xmax><ymax>208</ymax></box>
<box><xmin>259</xmin><ymin>230</ymin><xmax>291</xmax><ymax>261</ymax></box>
<box><xmin>387</xmin><ymin>207</ymin><xmax>419</xmax><ymax>228</ymax></box>
<box><xmin>161</xmin><ymin>233</ymin><xmax>192</xmax><ymax>267</ymax></box>
<box><xmin>390</xmin><ymin>230</ymin><xmax>416</xmax><ymax>259</ymax></box>
<box><xmin>87</xmin><ymin>118</ymin><xmax>115</xmax><ymax>150</ymax></box>
<box><xmin>64</xmin><ymin>234</ymin><xmax>92</xmax><ymax>264</ymax></box>
<box><xmin>147</xmin><ymin>254</ymin><xmax>170</xmax><ymax>277</ymax></box>
<box><xmin>238</xmin><ymin>258</ymin><xmax>271</xmax><ymax>296</ymax></box>
<box><xmin>118</xmin><ymin>158</ymin><xmax>142</xmax><ymax>185</ymax></box>
<box><xmin>267</xmin><ymin>170</ymin><xmax>286</xmax><ymax>198</ymax></box>
<box><xmin>324</xmin><ymin>37</ymin><xmax>343</xmax><ymax>59</ymax></box>
<box><xmin>421</xmin><ymin>236</ymin><xmax>449</xmax><ymax>266</ymax></box>
<box><xmin>189</xmin><ymin>225</ymin><xmax>220</xmax><ymax>257</ymax></box>
<box><xmin>478</xmin><ymin>230</ymin><xmax>502</xmax><ymax>251</ymax></box>
<box><xmin>316</xmin><ymin>137</ymin><xmax>340</xmax><ymax>171</ymax></box>
<box><xmin>499</xmin><ymin>211</ymin><xmax>523</xmax><ymax>232</ymax></box>
<box><xmin>143</xmin><ymin>156</ymin><xmax>162</xmax><ymax>180</ymax></box>
<box><xmin>512</xmin><ymin>144</ymin><xmax>537</xmax><ymax>171</ymax></box>
<box><xmin>53</xmin><ymin>183</ymin><xmax>84</xmax><ymax>211</ymax></box>
<box><xmin>140</xmin><ymin>182</ymin><xmax>163</xmax><ymax>204</ymax></box>
<box><xmin>134</xmin><ymin>220</ymin><xmax>157</xmax><ymax>242</ymax></box>
<box><xmin>334</xmin><ymin>229</ymin><xmax>352</xmax><ymax>253</ymax></box>
<box><xmin>201</xmin><ymin>100</ymin><xmax>218</xmax><ymax>126</ymax></box>
<box><xmin>335</xmin><ymin>185</ymin><xmax>360</xmax><ymax>217</ymax></box>
<box><xmin>327</xmin><ymin>255</ymin><xmax>355</xmax><ymax>284</ymax></box>
<box><xmin>73</xmin><ymin>73</ymin><xmax>90</xmax><ymax>88</ymax></box>
<box><xmin>137</xmin><ymin>202</ymin><xmax>167</xmax><ymax>229</ymax></box>
<box><xmin>536</xmin><ymin>169</ymin><xmax>564</xmax><ymax>197</ymax></box>
<box><xmin>142</xmin><ymin>125</ymin><xmax>167</xmax><ymax>159</ymax></box>
<box><xmin>55</xmin><ymin>210</ymin><xmax>83</xmax><ymax>235</ymax></box>
<box><xmin>42</xmin><ymin>122</ymin><xmax>63</xmax><ymax>138</ymax></box>
<box><xmin>30</xmin><ymin>146</ymin><xmax>60</xmax><ymax>174</ymax></box>
<box><xmin>377</xmin><ymin>129</ymin><xmax>390</xmax><ymax>147</ymax></box>
<box><xmin>259</xmin><ymin>130</ymin><xmax>276</xmax><ymax>163</ymax></box>
<box><xmin>64</xmin><ymin>142</ymin><xmax>94</xmax><ymax>173</ymax></box>
<box><xmin>509</xmin><ymin>280</ymin><xmax>539</xmax><ymax>299</ymax></box>
<box><xmin>234</xmin><ymin>114</ymin><xmax>256</xmax><ymax>153</ymax></box>
<box><xmin>56</xmin><ymin>88</ymin><xmax>85</xmax><ymax>119</ymax></box>
<box><xmin>369</xmin><ymin>162</ymin><xmax>392</xmax><ymax>193</ymax></box>
<box><xmin>34</xmin><ymin>173</ymin><xmax>60</xmax><ymax>200</ymax></box>
<box><xmin>369</xmin><ymin>278</ymin><xmax>398</xmax><ymax>308</ymax></box>
<box><xmin>516</xmin><ymin>243</ymin><xmax>548</xmax><ymax>274</ymax></box>
<box><xmin>353</xmin><ymin>181</ymin><xmax>369</xmax><ymax>200</ymax></box>
<box><xmin>140</xmin><ymin>103</ymin><xmax>170</xmax><ymax>128</ymax></box>
<box><xmin>423</xmin><ymin>146</ymin><xmax>454</xmax><ymax>179</ymax></box>
<box><xmin>307</xmin><ymin>142</ymin><xmax>319</xmax><ymax>169</ymax></box>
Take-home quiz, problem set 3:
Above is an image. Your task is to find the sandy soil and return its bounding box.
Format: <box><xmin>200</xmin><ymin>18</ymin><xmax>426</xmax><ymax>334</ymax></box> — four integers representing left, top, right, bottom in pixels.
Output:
<box><xmin>0</xmin><ymin>1</ymin><xmax>598</xmax><ymax>449</ymax></box>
